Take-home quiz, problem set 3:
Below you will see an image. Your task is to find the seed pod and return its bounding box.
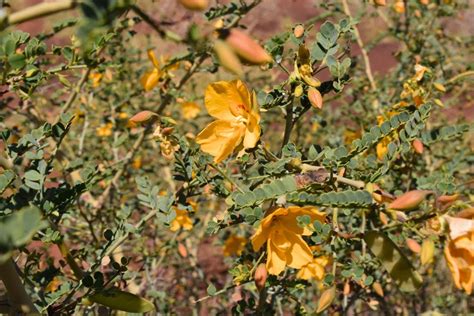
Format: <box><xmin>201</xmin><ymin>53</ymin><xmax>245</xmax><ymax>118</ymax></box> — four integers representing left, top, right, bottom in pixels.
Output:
<box><xmin>437</xmin><ymin>194</ymin><xmax>459</xmax><ymax>204</ymax></box>
<box><xmin>129</xmin><ymin>111</ymin><xmax>158</xmax><ymax>124</ymax></box>
<box><xmin>178</xmin><ymin>0</ymin><xmax>208</xmax><ymax>11</ymax></box>
<box><xmin>293</xmin><ymin>24</ymin><xmax>305</xmax><ymax>38</ymax></box>
<box><xmin>308</xmin><ymin>87</ymin><xmax>323</xmax><ymax>109</ymax></box>
<box><xmin>372</xmin><ymin>282</ymin><xmax>384</xmax><ymax>297</ymax></box>
<box><xmin>388</xmin><ymin>190</ymin><xmax>432</xmax><ymax>211</ymax></box>
<box><xmin>302</xmin><ymin>74</ymin><xmax>321</xmax><ymax>87</ymax></box>
<box><xmin>412</xmin><ymin>139</ymin><xmax>424</xmax><ymax>154</ymax></box>
<box><xmin>420</xmin><ymin>239</ymin><xmax>435</xmax><ymax>265</ymax></box>
<box><xmin>225</xmin><ymin>29</ymin><xmax>272</xmax><ymax>65</ymax></box>
<box><xmin>316</xmin><ymin>286</ymin><xmax>336</xmax><ymax>313</ymax></box>
<box><xmin>406</xmin><ymin>238</ymin><xmax>421</xmax><ymax>253</ymax></box>
<box><xmin>254</xmin><ymin>264</ymin><xmax>267</xmax><ymax>291</ymax></box>
<box><xmin>374</xmin><ymin>0</ymin><xmax>386</xmax><ymax>5</ymax></box>
<box><xmin>213</xmin><ymin>40</ymin><xmax>243</xmax><ymax>76</ymax></box>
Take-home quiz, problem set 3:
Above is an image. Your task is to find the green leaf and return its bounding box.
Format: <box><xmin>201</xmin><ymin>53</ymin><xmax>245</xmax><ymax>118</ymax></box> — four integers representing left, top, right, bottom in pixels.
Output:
<box><xmin>207</xmin><ymin>283</ymin><xmax>217</xmax><ymax>296</ymax></box>
<box><xmin>24</xmin><ymin>170</ymin><xmax>42</xmax><ymax>181</ymax></box>
<box><xmin>364</xmin><ymin>231</ymin><xmax>423</xmax><ymax>292</ymax></box>
<box><xmin>0</xmin><ymin>206</ymin><xmax>46</xmax><ymax>263</ymax></box>
<box><xmin>0</xmin><ymin>170</ymin><xmax>16</xmax><ymax>194</ymax></box>
<box><xmin>88</xmin><ymin>288</ymin><xmax>155</xmax><ymax>313</ymax></box>
<box><xmin>8</xmin><ymin>53</ymin><xmax>26</xmax><ymax>69</ymax></box>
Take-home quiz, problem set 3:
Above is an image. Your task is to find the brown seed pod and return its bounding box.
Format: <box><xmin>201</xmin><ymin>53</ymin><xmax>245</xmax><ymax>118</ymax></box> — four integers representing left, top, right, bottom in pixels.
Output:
<box><xmin>129</xmin><ymin>110</ymin><xmax>158</xmax><ymax>124</ymax></box>
<box><xmin>225</xmin><ymin>29</ymin><xmax>273</xmax><ymax>65</ymax></box>
<box><xmin>213</xmin><ymin>40</ymin><xmax>243</xmax><ymax>76</ymax></box>
<box><xmin>388</xmin><ymin>190</ymin><xmax>432</xmax><ymax>211</ymax></box>
<box><xmin>406</xmin><ymin>238</ymin><xmax>421</xmax><ymax>253</ymax></box>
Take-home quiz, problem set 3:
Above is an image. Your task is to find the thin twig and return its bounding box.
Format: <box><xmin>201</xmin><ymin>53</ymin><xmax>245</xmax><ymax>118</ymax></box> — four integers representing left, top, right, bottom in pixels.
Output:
<box><xmin>341</xmin><ymin>0</ymin><xmax>377</xmax><ymax>92</ymax></box>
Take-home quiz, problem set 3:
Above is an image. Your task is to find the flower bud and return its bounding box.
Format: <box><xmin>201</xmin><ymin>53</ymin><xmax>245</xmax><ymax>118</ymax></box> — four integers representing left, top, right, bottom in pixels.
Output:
<box><xmin>294</xmin><ymin>84</ymin><xmax>303</xmax><ymax>98</ymax></box>
<box><xmin>406</xmin><ymin>238</ymin><xmax>421</xmax><ymax>253</ymax></box>
<box><xmin>420</xmin><ymin>239</ymin><xmax>435</xmax><ymax>265</ymax></box>
<box><xmin>178</xmin><ymin>0</ymin><xmax>208</xmax><ymax>11</ymax></box>
<box><xmin>129</xmin><ymin>110</ymin><xmax>158</xmax><ymax>124</ymax></box>
<box><xmin>372</xmin><ymin>282</ymin><xmax>384</xmax><ymax>297</ymax></box>
<box><xmin>178</xmin><ymin>243</ymin><xmax>188</xmax><ymax>257</ymax></box>
<box><xmin>225</xmin><ymin>29</ymin><xmax>272</xmax><ymax>65</ymax></box>
<box><xmin>394</xmin><ymin>1</ymin><xmax>405</xmax><ymax>13</ymax></box>
<box><xmin>343</xmin><ymin>282</ymin><xmax>351</xmax><ymax>295</ymax></box>
<box><xmin>412</xmin><ymin>139</ymin><xmax>424</xmax><ymax>154</ymax></box>
<box><xmin>433</xmin><ymin>82</ymin><xmax>446</xmax><ymax>92</ymax></box>
<box><xmin>254</xmin><ymin>264</ymin><xmax>267</xmax><ymax>291</ymax></box>
<box><xmin>308</xmin><ymin>87</ymin><xmax>323</xmax><ymax>109</ymax></box>
<box><xmin>379</xmin><ymin>212</ymin><xmax>389</xmax><ymax>225</ymax></box>
<box><xmin>374</xmin><ymin>0</ymin><xmax>386</xmax><ymax>5</ymax></box>
<box><xmin>213</xmin><ymin>40</ymin><xmax>243</xmax><ymax>76</ymax></box>
<box><xmin>316</xmin><ymin>286</ymin><xmax>336</xmax><ymax>313</ymax></box>
<box><xmin>388</xmin><ymin>190</ymin><xmax>432</xmax><ymax>211</ymax></box>
<box><xmin>293</xmin><ymin>24</ymin><xmax>305</xmax><ymax>38</ymax></box>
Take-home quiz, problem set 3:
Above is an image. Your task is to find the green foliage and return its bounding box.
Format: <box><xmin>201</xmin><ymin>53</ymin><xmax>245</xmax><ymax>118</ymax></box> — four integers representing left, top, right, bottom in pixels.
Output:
<box><xmin>0</xmin><ymin>206</ymin><xmax>46</xmax><ymax>263</ymax></box>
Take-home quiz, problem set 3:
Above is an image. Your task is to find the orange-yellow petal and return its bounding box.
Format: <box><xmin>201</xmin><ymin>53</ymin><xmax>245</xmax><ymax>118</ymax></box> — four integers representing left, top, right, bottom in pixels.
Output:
<box><xmin>147</xmin><ymin>49</ymin><xmax>160</xmax><ymax>68</ymax></box>
<box><xmin>196</xmin><ymin>120</ymin><xmax>245</xmax><ymax>163</ymax></box>
<box><xmin>243</xmin><ymin>114</ymin><xmax>261</xmax><ymax>149</ymax></box>
<box><xmin>182</xmin><ymin>102</ymin><xmax>201</xmax><ymax>120</ymax></box>
<box><xmin>267</xmin><ymin>236</ymin><xmax>287</xmax><ymax>275</ymax></box>
<box><xmin>141</xmin><ymin>69</ymin><xmax>160</xmax><ymax>91</ymax></box>
<box><xmin>205</xmin><ymin>80</ymin><xmax>251</xmax><ymax>121</ymax></box>
<box><xmin>284</xmin><ymin>232</ymin><xmax>313</xmax><ymax>269</ymax></box>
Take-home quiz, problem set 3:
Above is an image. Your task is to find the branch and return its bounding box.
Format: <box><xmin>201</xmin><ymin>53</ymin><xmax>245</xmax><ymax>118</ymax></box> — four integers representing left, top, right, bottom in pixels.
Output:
<box><xmin>2</xmin><ymin>0</ymin><xmax>78</xmax><ymax>30</ymax></box>
<box><xmin>341</xmin><ymin>0</ymin><xmax>377</xmax><ymax>92</ymax></box>
<box><xmin>0</xmin><ymin>260</ymin><xmax>38</xmax><ymax>314</ymax></box>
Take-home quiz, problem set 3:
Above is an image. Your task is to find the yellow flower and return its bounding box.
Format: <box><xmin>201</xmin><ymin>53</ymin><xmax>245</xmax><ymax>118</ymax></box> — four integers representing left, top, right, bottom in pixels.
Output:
<box><xmin>297</xmin><ymin>256</ymin><xmax>329</xmax><ymax>280</ymax></box>
<box><xmin>170</xmin><ymin>209</ymin><xmax>193</xmax><ymax>232</ymax></box>
<box><xmin>196</xmin><ymin>80</ymin><xmax>261</xmax><ymax>163</ymax></box>
<box><xmin>223</xmin><ymin>235</ymin><xmax>247</xmax><ymax>256</ymax></box>
<box><xmin>181</xmin><ymin>101</ymin><xmax>201</xmax><ymax>120</ymax></box>
<box><xmin>96</xmin><ymin>123</ymin><xmax>113</xmax><ymax>137</ymax></box>
<box><xmin>140</xmin><ymin>50</ymin><xmax>161</xmax><ymax>92</ymax></box>
<box><xmin>444</xmin><ymin>215</ymin><xmax>474</xmax><ymax>294</ymax></box>
<box><xmin>251</xmin><ymin>206</ymin><xmax>326</xmax><ymax>275</ymax></box>
<box><xmin>89</xmin><ymin>72</ymin><xmax>102</xmax><ymax>88</ymax></box>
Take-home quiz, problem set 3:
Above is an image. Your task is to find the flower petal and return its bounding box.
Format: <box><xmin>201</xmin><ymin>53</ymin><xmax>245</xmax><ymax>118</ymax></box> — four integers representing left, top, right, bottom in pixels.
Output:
<box><xmin>141</xmin><ymin>69</ymin><xmax>160</xmax><ymax>91</ymax></box>
<box><xmin>243</xmin><ymin>113</ymin><xmax>261</xmax><ymax>149</ymax></box>
<box><xmin>266</xmin><ymin>237</ymin><xmax>287</xmax><ymax>275</ymax></box>
<box><xmin>284</xmin><ymin>233</ymin><xmax>313</xmax><ymax>269</ymax></box>
<box><xmin>195</xmin><ymin>120</ymin><xmax>245</xmax><ymax>163</ymax></box>
<box><xmin>147</xmin><ymin>49</ymin><xmax>160</xmax><ymax>68</ymax></box>
<box><xmin>205</xmin><ymin>80</ymin><xmax>251</xmax><ymax>120</ymax></box>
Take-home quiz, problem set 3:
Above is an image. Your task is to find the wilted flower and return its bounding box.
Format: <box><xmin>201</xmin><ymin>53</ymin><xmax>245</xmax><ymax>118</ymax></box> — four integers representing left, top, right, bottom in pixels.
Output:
<box><xmin>89</xmin><ymin>72</ymin><xmax>102</xmax><ymax>88</ymax></box>
<box><xmin>223</xmin><ymin>235</ymin><xmax>246</xmax><ymax>256</ymax></box>
<box><xmin>196</xmin><ymin>80</ymin><xmax>261</xmax><ymax>163</ymax></box>
<box><xmin>251</xmin><ymin>206</ymin><xmax>325</xmax><ymax>275</ymax></box>
<box><xmin>181</xmin><ymin>101</ymin><xmax>201</xmax><ymax>120</ymax></box>
<box><xmin>96</xmin><ymin>123</ymin><xmax>113</xmax><ymax>137</ymax></box>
